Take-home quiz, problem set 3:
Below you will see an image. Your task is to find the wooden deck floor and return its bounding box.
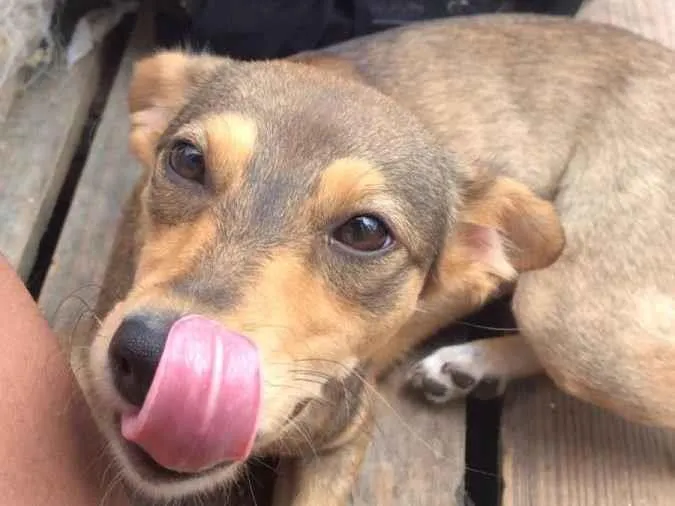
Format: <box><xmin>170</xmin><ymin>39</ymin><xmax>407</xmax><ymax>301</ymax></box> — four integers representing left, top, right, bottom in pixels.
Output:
<box><xmin>1</xmin><ymin>1</ymin><xmax>673</xmax><ymax>505</ymax></box>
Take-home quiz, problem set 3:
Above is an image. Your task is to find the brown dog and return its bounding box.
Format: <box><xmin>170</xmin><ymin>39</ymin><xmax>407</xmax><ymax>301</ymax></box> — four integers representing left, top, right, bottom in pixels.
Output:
<box><xmin>76</xmin><ymin>13</ymin><xmax>674</xmax><ymax>506</ymax></box>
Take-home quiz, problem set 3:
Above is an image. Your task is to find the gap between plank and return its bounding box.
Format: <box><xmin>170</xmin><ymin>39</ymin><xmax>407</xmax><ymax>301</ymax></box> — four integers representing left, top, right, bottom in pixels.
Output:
<box><xmin>459</xmin><ymin>295</ymin><xmax>515</xmax><ymax>506</ymax></box>
<box><xmin>26</xmin><ymin>14</ymin><xmax>136</xmax><ymax>299</ymax></box>
<box><xmin>465</xmin><ymin>397</ymin><xmax>503</xmax><ymax>506</ymax></box>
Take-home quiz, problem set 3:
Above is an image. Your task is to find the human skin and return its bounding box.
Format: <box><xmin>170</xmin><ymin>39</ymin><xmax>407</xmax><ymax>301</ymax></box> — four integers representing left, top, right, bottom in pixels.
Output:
<box><xmin>0</xmin><ymin>253</ymin><xmax>129</xmax><ymax>506</ymax></box>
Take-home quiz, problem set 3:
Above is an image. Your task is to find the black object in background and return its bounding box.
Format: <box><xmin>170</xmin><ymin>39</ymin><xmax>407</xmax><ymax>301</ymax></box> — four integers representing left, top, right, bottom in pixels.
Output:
<box><xmin>154</xmin><ymin>0</ymin><xmax>584</xmax><ymax>60</ymax></box>
<box><xmin>156</xmin><ymin>0</ymin><xmax>374</xmax><ymax>60</ymax></box>
<box><xmin>50</xmin><ymin>0</ymin><xmax>585</xmax><ymax>62</ymax></box>
<box><xmin>154</xmin><ymin>0</ymin><xmax>520</xmax><ymax>59</ymax></box>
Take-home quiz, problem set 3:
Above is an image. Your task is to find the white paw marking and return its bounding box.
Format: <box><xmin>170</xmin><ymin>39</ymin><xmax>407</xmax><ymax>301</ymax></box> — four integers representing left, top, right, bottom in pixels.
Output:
<box><xmin>407</xmin><ymin>342</ymin><xmax>506</xmax><ymax>404</ymax></box>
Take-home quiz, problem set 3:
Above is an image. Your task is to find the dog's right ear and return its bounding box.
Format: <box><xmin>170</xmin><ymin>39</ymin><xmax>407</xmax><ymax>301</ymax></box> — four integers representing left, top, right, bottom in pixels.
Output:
<box><xmin>128</xmin><ymin>51</ymin><xmax>220</xmax><ymax>168</ymax></box>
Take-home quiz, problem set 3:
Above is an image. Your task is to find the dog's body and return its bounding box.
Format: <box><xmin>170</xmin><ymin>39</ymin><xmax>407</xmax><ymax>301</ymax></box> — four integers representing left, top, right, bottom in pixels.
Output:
<box><xmin>79</xmin><ymin>13</ymin><xmax>674</xmax><ymax>505</ymax></box>
<box><xmin>309</xmin><ymin>14</ymin><xmax>675</xmax><ymax>424</ymax></box>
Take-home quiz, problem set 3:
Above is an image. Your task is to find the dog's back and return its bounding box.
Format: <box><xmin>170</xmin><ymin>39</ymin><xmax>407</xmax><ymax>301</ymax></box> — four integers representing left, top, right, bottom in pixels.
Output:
<box><xmin>318</xmin><ymin>15</ymin><xmax>674</xmax><ymax>193</ymax></box>
<box><xmin>311</xmin><ymin>14</ymin><xmax>675</xmax><ymax>426</ymax></box>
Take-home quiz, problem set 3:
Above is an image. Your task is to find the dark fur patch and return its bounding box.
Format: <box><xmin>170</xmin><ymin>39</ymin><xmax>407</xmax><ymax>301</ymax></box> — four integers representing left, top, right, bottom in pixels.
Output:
<box><xmin>313</xmin><ymin>365</ymin><xmax>368</xmax><ymax>447</ymax></box>
<box><xmin>449</xmin><ymin>369</ymin><xmax>478</xmax><ymax>390</ymax></box>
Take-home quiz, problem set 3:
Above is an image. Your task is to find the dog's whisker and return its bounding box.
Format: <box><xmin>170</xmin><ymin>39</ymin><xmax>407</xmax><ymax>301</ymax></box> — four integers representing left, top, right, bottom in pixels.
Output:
<box><xmin>61</xmin><ymin>294</ymin><xmax>103</xmax><ymax>330</ymax></box>
<box><xmin>249</xmin><ymin>456</ymin><xmax>279</xmax><ymax>475</ymax></box>
<box><xmin>277</xmin><ymin>437</ymin><xmax>295</xmax><ymax>457</ymax></box>
<box><xmin>277</xmin><ymin>416</ymin><xmax>311</xmax><ymax>457</ymax></box>
<box><xmin>289</xmin><ymin>376</ymin><xmax>326</xmax><ymax>388</ymax></box>
<box><xmin>292</xmin><ymin>419</ymin><xmax>319</xmax><ymax>458</ymax></box>
<box><xmin>275</xmin><ymin>410</ymin><xmax>318</xmax><ymax>458</ymax></box>
<box><xmin>60</xmin><ymin>302</ymin><xmax>102</xmax><ymax>355</ymax></box>
<box><xmin>96</xmin><ymin>445</ymin><xmax>119</xmax><ymax>487</ymax></box>
<box><xmin>98</xmin><ymin>468</ymin><xmax>124</xmax><ymax>506</ymax></box>
<box><xmin>463</xmin><ymin>465</ymin><xmax>499</xmax><ymax>478</ymax></box>
<box><xmin>245</xmin><ymin>467</ymin><xmax>260</xmax><ymax>506</ymax></box>
<box><xmin>64</xmin><ymin>306</ymin><xmax>93</xmax><ymax>348</ymax></box>
<box><xmin>292</xmin><ymin>358</ymin><xmax>443</xmax><ymax>459</ymax></box>
<box><xmin>240</xmin><ymin>322</ymin><xmax>296</xmax><ymax>334</ymax></box>
<box><xmin>265</xmin><ymin>380</ymin><xmax>332</xmax><ymax>405</ymax></box>
<box><xmin>49</xmin><ymin>283</ymin><xmax>102</xmax><ymax>323</ymax></box>
<box><xmin>288</xmin><ymin>369</ymin><xmax>334</xmax><ymax>383</ymax></box>
<box><xmin>457</xmin><ymin>320</ymin><xmax>519</xmax><ymax>333</ymax></box>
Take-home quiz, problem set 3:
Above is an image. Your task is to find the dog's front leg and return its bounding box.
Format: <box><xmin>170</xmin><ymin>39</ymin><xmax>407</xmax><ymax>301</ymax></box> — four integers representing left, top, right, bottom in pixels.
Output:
<box><xmin>407</xmin><ymin>335</ymin><xmax>544</xmax><ymax>402</ymax></box>
<box><xmin>272</xmin><ymin>412</ymin><xmax>373</xmax><ymax>506</ymax></box>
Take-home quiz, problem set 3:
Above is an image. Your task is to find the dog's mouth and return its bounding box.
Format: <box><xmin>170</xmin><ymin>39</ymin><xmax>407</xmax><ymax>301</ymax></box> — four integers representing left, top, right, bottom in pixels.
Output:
<box><xmin>95</xmin><ymin>313</ymin><xmax>371</xmax><ymax>495</ymax></box>
<box><xmin>125</xmin><ymin>439</ymin><xmax>198</xmax><ymax>480</ymax></box>
<box><xmin>112</xmin><ymin>415</ymin><xmax>237</xmax><ymax>484</ymax></box>
<box><xmin>111</xmin><ymin>315</ymin><xmax>262</xmax><ymax>474</ymax></box>
<box><xmin>110</xmin><ymin>373</ymin><xmax>364</xmax><ymax>483</ymax></box>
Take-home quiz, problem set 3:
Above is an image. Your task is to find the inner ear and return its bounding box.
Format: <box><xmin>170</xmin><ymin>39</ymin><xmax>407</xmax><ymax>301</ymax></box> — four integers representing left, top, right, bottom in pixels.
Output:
<box><xmin>429</xmin><ymin>173</ymin><xmax>565</xmax><ymax>301</ymax></box>
<box><xmin>460</xmin><ymin>175</ymin><xmax>565</xmax><ymax>274</ymax></box>
<box><xmin>456</xmin><ymin>222</ymin><xmax>518</xmax><ymax>280</ymax></box>
<box><xmin>127</xmin><ymin>51</ymin><xmax>221</xmax><ymax>168</ymax></box>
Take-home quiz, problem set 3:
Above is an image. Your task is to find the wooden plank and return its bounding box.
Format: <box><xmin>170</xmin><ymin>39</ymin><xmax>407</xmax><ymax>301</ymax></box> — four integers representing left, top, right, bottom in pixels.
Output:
<box><xmin>578</xmin><ymin>0</ymin><xmax>675</xmax><ymax>48</ymax></box>
<box><xmin>0</xmin><ymin>0</ymin><xmax>56</xmax><ymax>120</ymax></box>
<box><xmin>502</xmin><ymin>379</ymin><xmax>675</xmax><ymax>506</ymax></box>
<box><xmin>38</xmin><ymin>14</ymin><xmax>151</xmax><ymax>337</ymax></box>
<box><xmin>0</xmin><ymin>52</ymin><xmax>101</xmax><ymax>279</ymax></box>
<box><xmin>0</xmin><ymin>75</ymin><xmax>18</xmax><ymax>126</ymax></box>
<box><xmin>352</xmin><ymin>359</ymin><xmax>466</xmax><ymax>506</ymax></box>
<box><xmin>501</xmin><ymin>3</ymin><xmax>675</xmax><ymax>506</ymax></box>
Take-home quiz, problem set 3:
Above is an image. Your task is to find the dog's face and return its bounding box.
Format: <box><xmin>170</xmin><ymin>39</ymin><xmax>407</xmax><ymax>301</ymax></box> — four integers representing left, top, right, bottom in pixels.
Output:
<box><xmin>85</xmin><ymin>51</ymin><xmax>563</xmax><ymax>499</ymax></box>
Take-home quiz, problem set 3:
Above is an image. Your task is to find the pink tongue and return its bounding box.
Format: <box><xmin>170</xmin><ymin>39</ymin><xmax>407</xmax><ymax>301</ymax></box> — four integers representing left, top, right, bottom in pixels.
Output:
<box><xmin>121</xmin><ymin>315</ymin><xmax>261</xmax><ymax>472</ymax></box>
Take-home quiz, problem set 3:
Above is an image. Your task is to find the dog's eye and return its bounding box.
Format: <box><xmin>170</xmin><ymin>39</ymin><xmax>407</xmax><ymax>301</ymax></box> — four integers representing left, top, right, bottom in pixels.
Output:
<box><xmin>332</xmin><ymin>215</ymin><xmax>393</xmax><ymax>253</ymax></box>
<box><xmin>167</xmin><ymin>142</ymin><xmax>205</xmax><ymax>184</ymax></box>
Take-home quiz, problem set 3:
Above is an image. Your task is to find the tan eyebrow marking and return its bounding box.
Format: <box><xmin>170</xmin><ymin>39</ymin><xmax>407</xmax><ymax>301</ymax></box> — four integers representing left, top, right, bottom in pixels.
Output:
<box><xmin>311</xmin><ymin>158</ymin><xmax>387</xmax><ymax>218</ymax></box>
<box><xmin>203</xmin><ymin>113</ymin><xmax>258</xmax><ymax>191</ymax></box>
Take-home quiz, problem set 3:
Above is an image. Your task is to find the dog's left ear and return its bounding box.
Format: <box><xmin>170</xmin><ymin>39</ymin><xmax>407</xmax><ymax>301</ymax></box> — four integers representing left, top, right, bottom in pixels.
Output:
<box><xmin>128</xmin><ymin>51</ymin><xmax>221</xmax><ymax>168</ymax></box>
<box><xmin>429</xmin><ymin>174</ymin><xmax>565</xmax><ymax>301</ymax></box>
<box><xmin>461</xmin><ymin>175</ymin><xmax>564</xmax><ymax>273</ymax></box>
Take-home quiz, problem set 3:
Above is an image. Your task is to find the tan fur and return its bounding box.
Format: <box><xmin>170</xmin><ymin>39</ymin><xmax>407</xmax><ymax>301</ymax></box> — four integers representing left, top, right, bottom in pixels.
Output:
<box><xmin>287</xmin><ymin>54</ymin><xmax>368</xmax><ymax>83</ymax></box>
<box><xmin>78</xmin><ymin>12</ymin><xmax>674</xmax><ymax>506</ymax></box>
<box><xmin>133</xmin><ymin>213</ymin><xmax>218</xmax><ymax>288</ymax></box>
<box><xmin>203</xmin><ymin>114</ymin><xmax>258</xmax><ymax>191</ymax></box>
<box><xmin>300</xmin><ymin>14</ymin><xmax>675</xmax><ymax>427</ymax></box>
<box><xmin>461</xmin><ymin>175</ymin><xmax>564</xmax><ymax>272</ymax></box>
<box><xmin>312</xmin><ymin>158</ymin><xmax>387</xmax><ymax>218</ymax></box>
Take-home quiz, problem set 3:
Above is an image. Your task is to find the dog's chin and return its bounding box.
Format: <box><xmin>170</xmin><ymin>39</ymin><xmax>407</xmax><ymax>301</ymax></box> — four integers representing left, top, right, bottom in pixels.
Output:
<box><xmin>103</xmin><ymin>417</ymin><xmax>245</xmax><ymax>501</ymax></box>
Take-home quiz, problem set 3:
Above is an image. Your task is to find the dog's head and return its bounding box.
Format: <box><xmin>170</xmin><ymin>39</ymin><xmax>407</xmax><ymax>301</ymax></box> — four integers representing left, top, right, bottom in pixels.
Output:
<box><xmin>86</xmin><ymin>51</ymin><xmax>564</xmax><ymax>499</ymax></box>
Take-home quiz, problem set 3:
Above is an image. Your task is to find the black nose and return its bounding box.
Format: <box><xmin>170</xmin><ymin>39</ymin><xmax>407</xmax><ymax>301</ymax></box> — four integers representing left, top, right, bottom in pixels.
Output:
<box><xmin>108</xmin><ymin>314</ymin><xmax>174</xmax><ymax>407</ymax></box>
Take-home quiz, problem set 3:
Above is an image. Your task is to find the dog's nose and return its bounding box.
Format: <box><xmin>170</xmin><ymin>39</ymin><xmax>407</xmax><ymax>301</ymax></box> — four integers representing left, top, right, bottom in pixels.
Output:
<box><xmin>108</xmin><ymin>314</ymin><xmax>173</xmax><ymax>407</ymax></box>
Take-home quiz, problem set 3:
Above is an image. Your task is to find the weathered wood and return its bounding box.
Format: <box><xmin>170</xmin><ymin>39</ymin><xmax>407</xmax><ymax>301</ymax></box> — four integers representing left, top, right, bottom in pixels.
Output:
<box><xmin>0</xmin><ymin>52</ymin><xmax>101</xmax><ymax>279</ymax></box>
<box><xmin>37</xmin><ymin>14</ymin><xmax>150</xmax><ymax>338</ymax></box>
<box><xmin>578</xmin><ymin>0</ymin><xmax>674</xmax><ymax>49</ymax></box>
<box><xmin>352</xmin><ymin>360</ymin><xmax>466</xmax><ymax>506</ymax></box>
<box><xmin>0</xmin><ymin>0</ymin><xmax>55</xmax><ymax>122</ymax></box>
<box><xmin>502</xmin><ymin>378</ymin><xmax>675</xmax><ymax>506</ymax></box>
<box><xmin>501</xmin><ymin>2</ymin><xmax>675</xmax><ymax>505</ymax></box>
<box><xmin>0</xmin><ymin>75</ymin><xmax>18</xmax><ymax>126</ymax></box>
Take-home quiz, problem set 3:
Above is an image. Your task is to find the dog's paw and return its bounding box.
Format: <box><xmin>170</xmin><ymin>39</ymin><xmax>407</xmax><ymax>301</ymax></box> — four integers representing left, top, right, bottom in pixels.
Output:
<box><xmin>406</xmin><ymin>343</ymin><xmax>507</xmax><ymax>403</ymax></box>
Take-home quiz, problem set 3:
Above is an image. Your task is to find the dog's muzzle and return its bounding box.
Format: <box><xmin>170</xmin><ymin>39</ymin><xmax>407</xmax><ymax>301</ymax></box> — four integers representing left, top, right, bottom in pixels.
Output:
<box><xmin>108</xmin><ymin>313</ymin><xmax>262</xmax><ymax>473</ymax></box>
